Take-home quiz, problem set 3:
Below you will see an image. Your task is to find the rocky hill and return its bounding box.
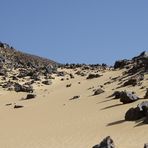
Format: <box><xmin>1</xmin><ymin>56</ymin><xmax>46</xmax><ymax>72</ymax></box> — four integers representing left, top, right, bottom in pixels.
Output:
<box><xmin>0</xmin><ymin>42</ymin><xmax>58</xmax><ymax>92</ymax></box>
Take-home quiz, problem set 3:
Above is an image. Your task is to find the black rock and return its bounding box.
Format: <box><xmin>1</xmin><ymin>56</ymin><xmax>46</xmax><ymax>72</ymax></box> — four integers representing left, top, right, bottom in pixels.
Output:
<box><xmin>69</xmin><ymin>73</ymin><xmax>74</xmax><ymax>79</ymax></box>
<box><xmin>87</xmin><ymin>74</ymin><xmax>102</xmax><ymax>79</ymax></box>
<box><xmin>120</xmin><ymin>91</ymin><xmax>139</xmax><ymax>104</ymax></box>
<box><xmin>25</xmin><ymin>94</ymin><xmax>36</xmax><ymax>100</ymax></box>
<box><xmin>42</xmin><ymin>80</ymin><xmax>52</xmax><ymax>85</ymax></box>
<box><xmin>14</xmin><ymin>105</ymin><xmax>24</xmax><ymax>109</ymax></box>
<box><xmin>92</xmin><ymin>136</ymin><xmax>115</xmax><ymax>148</ymax></box>
<box><xmin>125</xmin><ymin>101</ymin><xmax>148</xmax><ymax>121</ymax></box>
<box><xmin>123</xmin><ymin>78</ymin><xmax>138</xmax><ymax>87</ymax></box>
<box><xmin>112</xmin><ymin>91</ymin><xmax>122</xmax><ymax>99</ymax></box>
<box><xmin>66</xmin><ymin>84</ymin><xmax>72</xmax><ymax>88</ymax></box>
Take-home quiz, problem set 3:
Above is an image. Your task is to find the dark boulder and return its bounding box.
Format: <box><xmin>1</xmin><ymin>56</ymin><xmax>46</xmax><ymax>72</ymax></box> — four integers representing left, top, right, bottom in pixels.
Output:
<box><xmin>125</xmin><ymin>101</ymin><xmax>148</xmax><ymax>121</ymax></box>
<box><xmin>86</xmin><ymin>74</ymin><xmax>102</xmax><ymax>79</ymax></box>
<box><xmin>92</xmin><ymin>136</ymin><xmax>115</xmax><ymax>148</ymax></box>
<box><xmin>120</xmin><ymin>91</ymin><xmax>139</xmax><ymax>104</ymax></box>
<box><xmin>125</xmin><ymin>107</ymin><xmax>144</xmax><ymax>121</ymax></box>
<box><xmin>123</xmin><ymin>78</ymin><xmax>138</xmax><ymax>87</ymax></box>
<box><xmin>25</xmin><ymin>94</ymin><xmax>36</xmax><ymax>100</ymax></box>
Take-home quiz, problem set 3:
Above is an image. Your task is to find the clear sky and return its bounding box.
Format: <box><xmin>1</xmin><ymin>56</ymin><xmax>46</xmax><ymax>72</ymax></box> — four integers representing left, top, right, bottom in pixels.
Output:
<box><xmin>0</xmin><ymin>0</ymin><xmax>148</xmax><ymax>65</ymax></box>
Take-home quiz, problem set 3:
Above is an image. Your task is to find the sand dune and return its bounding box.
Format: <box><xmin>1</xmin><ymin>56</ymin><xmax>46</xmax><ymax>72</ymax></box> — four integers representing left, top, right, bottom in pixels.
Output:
<box><xmin>0</xmin><ymin>67</ymin><xmax>147</xmax><ymax>148</ymax></box>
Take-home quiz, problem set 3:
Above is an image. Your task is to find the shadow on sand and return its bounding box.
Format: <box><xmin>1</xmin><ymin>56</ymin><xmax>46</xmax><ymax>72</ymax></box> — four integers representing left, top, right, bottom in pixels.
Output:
<box><xmin>97</xmin><ymin>99</ymin><xmax>113</xmax><ymax>104</ymax></box>
<box><xmin>100</xmin><ymin>103</ymin><xmax>124</xmax><ymax>110</ymax></box>
<box><xmin>107</xmin><ymin>119</ymin><xmax>126</xmax><ymax>126</ymax></box>
<box><xmin>134</xmin><ymin>117</ymin><xmax>146</xmax><ymax>127</ymax></box>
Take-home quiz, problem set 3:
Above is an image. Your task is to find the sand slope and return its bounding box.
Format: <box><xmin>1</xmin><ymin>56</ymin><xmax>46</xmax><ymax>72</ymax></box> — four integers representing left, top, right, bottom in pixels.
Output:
<box><xmin>0</xmin><ymin>68</ymin><xmax>147</xmax><ymax>148</ymax></box>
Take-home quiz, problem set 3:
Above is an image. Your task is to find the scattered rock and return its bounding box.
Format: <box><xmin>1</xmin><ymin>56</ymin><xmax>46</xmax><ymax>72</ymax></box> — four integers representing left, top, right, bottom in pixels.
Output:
<box><xmin>25</xmin><ymin>94</ymin><xmax>36</xmax><ymax>100</ymax></box>
<box><xmin>69</xmin><ymin>73</ymin><xmax>74</xmax><ymax>79</ymax></box>
<box><xmin>14</xmin><ymin>83</ymin><xmax>33</xmax><ymax>93</ymax></box>
<box><xmin>123</xmin><ymin>78</ymin><xmax>139</xmax><ymax>87</ymax></box>
<box><xmin>120</xmin><ymin>91</ymin><xmax>139</xmax><ymax>104</ymax></box>
<box><xmin>70</xmin><ymin>95</ymin><xmax>80</xmax><ymax>100</ymax></box>
<box><xmin>66</xmin><ymin>84</ymin><xmax>72</xmax><ymax>88</ymax></box>
<box><xmin>92</xmin><ymin>136</ymin><xmax>115</xmax><ymax>148</ymax></box>
<box><xmin>125</xmin><ymin>101</ymin><xmax>148</xmax><ymax>121</ymax></box>
<box><xmin>14</xmin><ymin>105</ymin><xmax>24</xmax><ymax>109</ymax></box>
<box><xmin>42</xmin><ymin>80</ymin><xmax>52</xmax><ymax>85</ymax></box>
<box><xmin>93</xmin><ymin>88</ymin><xmax>105</xmax><ymax>96</ymax></box>
<box><xmin>5</xmin><ymin>103</ymin><xmax>12</xmax><ymax>106</ymax></box>
<box><xmin>86</xmin><ymin>73</ymin><xmax>102</xmax><ymax>79</ymax></box>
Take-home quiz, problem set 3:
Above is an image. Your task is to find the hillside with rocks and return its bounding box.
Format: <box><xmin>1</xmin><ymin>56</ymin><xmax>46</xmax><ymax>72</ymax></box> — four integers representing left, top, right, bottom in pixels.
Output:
<box><xmin>0</xmin><ymin>43</ymin><xmax>148</xmax><ymax>148</ymax></box>
<box><xmin>0</xmin><ymin>42</ymin><xmax>58</xmax><ymax>92</ymax></box>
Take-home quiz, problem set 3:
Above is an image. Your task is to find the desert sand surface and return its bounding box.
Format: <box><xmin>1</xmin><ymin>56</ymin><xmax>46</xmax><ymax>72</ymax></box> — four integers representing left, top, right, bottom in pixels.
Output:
<box><xmin>0</xmin><ymin>67</ymin><xmax>147</xmax><ymax>148</ymax></box>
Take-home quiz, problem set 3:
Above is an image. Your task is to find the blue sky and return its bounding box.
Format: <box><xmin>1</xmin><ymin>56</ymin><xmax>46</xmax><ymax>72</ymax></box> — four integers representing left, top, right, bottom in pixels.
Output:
<box><xmin>0</xmin><ymin>0</ymin><xmax>148</xmax><ymax>65</ymax></box>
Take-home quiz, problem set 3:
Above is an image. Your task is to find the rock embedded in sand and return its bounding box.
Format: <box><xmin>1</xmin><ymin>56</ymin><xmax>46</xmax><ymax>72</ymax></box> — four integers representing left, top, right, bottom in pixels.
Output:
<box><xmin>42</xmin><ymin>80</ymin><xmax>52</xmax><ymax>85</ymax></box>
<box><xmin>69</xmin><ymin>73</ymin><xmax>74</xmax><ymax>79</ymax></box>
<box><xmin>25</xmin><ymin>94</ymin><xmax>36</xmax><ymax>100</ymax></box>
<box><xmin>93</xmin><ymin>88</ymin><xmax>105</xmax><ymax>96</ymax></box>
<box><xmin>69</xmin><ymin>95</ymin><xmax>80</xmax><ymax>100</ymax></box>
<box><xmin>14</xmin><ymin>105</ymin><xmax>24</xmax><ymax>109</ymax></box>
<box><xmin>123</xmin><ymin>78</ymin><xmax>139</xmax><ymax>87</ymax></box>
<box><xmin>66</xmin><ymin>84</ymin><xmax>72</xmax><ymax>88</ymax></box>
<box><xmin>92</xmin><ymin>136</ymin><xmax>115</xmax><ymax>148</ymax></box>
<box><xmin>86</xmin><ymin>73</ymin><xmax>102</xmax><ymax>79</ymax></box>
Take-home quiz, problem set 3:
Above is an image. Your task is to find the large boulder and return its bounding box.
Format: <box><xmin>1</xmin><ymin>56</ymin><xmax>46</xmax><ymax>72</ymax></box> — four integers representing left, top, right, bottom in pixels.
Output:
<box><xmin>92</xmin><ymin>136</ymin><xmax>115</xmax><ymax>148</ymax></box>
<box><xmin>120</xmin><ymin>91</ymin><xmax>139</xmax><ymax>104</ymax></box>
<box><xmin>125</xmin><ymin>101</ymin><xmax>148</xmax><ymax>121</ymax></box>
